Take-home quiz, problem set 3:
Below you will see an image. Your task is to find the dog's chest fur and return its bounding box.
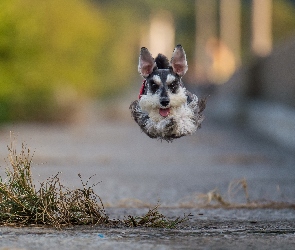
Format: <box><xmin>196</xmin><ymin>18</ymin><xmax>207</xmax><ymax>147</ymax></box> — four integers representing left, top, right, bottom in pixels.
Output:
<box><xmin>139</xmin><ymin>87</ymin><xmax>199</xmax><ymax>137</ymax></box>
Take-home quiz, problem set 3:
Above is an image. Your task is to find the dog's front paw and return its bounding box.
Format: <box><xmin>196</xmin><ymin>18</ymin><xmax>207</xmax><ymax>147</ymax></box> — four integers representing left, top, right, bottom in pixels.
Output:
<box><xmin>129</xmin><ymin>100</ymin><xmax>140</xmax><ymax>113</ymax></box>
<box><xmin>129</xmin><ymin>100</ymin><xmax>145</xmax><ymax>122</ymax></box>
<box><xmin>130</xmin><ymin>100</ymin><xmax>158</xmax><ymax>138</ymax></box>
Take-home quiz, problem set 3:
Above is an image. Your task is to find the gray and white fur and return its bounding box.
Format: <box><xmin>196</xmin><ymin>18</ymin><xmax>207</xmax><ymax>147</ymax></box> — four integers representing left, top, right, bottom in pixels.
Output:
<box><xmin>130</xmin><ymin>45</ymin><xmax>206</xmax><ymax>142</ymax></box>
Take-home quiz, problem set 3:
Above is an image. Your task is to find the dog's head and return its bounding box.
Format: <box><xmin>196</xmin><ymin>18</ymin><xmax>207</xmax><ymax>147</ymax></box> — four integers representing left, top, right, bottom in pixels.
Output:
<box><xmin>138</xmin><ymin>45</ymin><xmax>188</xmax><ymax>119</ymax></box>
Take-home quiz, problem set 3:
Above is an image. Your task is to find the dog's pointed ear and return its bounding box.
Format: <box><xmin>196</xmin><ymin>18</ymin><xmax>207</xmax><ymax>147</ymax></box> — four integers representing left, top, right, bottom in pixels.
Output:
<box><xmin>171</xmin><ymin>44</ymin><xmax>188</xmax><ymax>76</ymax></box>
<box><xmin>138</xmin><ymin>47</ymin><xmax>157</xmax><ymax>78</ymax></box>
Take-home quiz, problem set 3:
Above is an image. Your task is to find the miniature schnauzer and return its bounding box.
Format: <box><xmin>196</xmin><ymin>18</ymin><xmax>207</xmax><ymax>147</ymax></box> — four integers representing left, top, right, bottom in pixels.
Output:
<box><xmin>130</xmin><ymin>44</ymin><xmax>205</xmax><ymax>142</ymax></box>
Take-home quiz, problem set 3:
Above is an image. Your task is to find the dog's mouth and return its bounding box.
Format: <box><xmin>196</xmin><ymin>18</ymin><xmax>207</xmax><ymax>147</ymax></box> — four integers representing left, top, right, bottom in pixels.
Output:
<box><xmin>159</xmin><ymin>108</ymin><xmax>170</xmax><ymax>117</ymax></box>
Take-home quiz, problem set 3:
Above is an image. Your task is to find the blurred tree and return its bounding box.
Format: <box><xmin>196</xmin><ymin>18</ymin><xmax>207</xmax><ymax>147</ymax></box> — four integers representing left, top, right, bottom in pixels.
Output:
<box><xmin>0</xmin><ymin>0</ymin><xmax>140</xmax><ymax>122</ymax></box>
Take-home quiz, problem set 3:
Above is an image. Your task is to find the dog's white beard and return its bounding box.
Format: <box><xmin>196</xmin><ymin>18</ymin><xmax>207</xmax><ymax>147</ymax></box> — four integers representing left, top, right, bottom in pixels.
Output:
<box><xmin>139</xmin><ymin>87</ymin><xmax>199</xmax><ymax>138</ymax></box>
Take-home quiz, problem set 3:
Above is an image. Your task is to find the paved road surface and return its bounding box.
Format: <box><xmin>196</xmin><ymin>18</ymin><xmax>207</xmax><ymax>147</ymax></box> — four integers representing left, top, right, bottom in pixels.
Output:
<box><xmin>0</xmin><ymin>98</ymin><xmax>294</xmax><ymax>249</ymax></box>
<box><xmin>0</xmin><ymin>208</ymin><xmax>295</xmax><ymax>249</ymax></box>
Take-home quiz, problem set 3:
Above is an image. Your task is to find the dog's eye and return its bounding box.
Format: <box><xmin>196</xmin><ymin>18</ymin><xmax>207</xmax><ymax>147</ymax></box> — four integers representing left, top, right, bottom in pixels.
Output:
<box><xmin>150</xmin><ymin>80</ymin><xmax>159</xmax><ymax>92</ymax></box>
<box><xmin>169</xmin><ymin>81</ymin><xmax>178</xmax><ymax>93</ymax></box>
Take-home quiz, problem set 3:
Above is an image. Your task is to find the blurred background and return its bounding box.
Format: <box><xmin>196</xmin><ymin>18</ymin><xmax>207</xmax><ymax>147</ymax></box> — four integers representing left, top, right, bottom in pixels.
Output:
<box><xmin>0</xmin><ymin>0</ymin><xmax>295</xmax><ymax>206</ymax></box>
<box><xmin>0</xmin><ymin>0</ymin><xmax>295</xmax><ymax>122</ymax></box>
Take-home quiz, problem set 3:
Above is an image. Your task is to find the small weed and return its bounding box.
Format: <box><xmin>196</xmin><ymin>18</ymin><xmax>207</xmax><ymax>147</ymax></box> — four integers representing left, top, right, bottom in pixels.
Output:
<box><xmin>124</xmin><ymin>204</ymin><xmax>190</xmax><ymax>229</ymax></box>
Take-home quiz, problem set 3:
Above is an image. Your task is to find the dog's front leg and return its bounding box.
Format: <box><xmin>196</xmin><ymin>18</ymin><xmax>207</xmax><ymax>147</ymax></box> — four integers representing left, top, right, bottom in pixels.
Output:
<box><xmin>129</xmin><ymin>100</ymin><xmax>158</xmax><ymax>138</ymax></box>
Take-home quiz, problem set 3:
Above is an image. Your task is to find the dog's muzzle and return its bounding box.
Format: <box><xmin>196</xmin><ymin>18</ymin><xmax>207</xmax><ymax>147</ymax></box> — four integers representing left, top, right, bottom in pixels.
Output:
<box><xmin>159</xmin><ymin>97</ymin><xmax>170</xmax><ymax>117</ymax></box>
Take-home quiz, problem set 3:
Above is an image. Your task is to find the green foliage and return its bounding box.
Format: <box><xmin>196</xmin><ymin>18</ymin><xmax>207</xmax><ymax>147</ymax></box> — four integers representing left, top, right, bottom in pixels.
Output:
<box><xmin>0</xmin><ymin>0</ymin><xmax>139</xmax><ymax>122</ymax></box>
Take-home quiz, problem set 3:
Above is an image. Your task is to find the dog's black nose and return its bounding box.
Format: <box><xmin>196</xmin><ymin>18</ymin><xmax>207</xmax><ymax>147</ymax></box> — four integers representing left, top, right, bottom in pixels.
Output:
<box><xmin>160</xmin><ymin>99</ymin><xmax>170</xmax><ymax>107</ymax></box>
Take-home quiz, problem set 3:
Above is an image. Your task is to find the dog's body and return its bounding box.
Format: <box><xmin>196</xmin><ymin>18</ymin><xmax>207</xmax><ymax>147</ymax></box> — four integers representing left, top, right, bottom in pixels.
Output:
<box><xmin>130</xmin><ymin>45</ymin><xmax>205</xmax><ymax>141</ymax></box>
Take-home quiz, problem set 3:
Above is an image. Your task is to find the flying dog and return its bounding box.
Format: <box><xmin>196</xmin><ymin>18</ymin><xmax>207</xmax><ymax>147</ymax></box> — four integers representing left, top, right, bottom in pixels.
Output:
<box><xmin>130</xmin><ymin>45</ymin><xmax>205</xmax><ymax>141</ymax></box>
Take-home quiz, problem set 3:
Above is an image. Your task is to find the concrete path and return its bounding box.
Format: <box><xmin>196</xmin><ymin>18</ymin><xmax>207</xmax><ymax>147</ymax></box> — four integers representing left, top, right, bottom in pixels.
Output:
<box><xmin>0</xmin><ymin>208</ymin><xmax>295</xmax><ymax>249</ymax></box>
<box><xmin>0</xmin><ymin>98</ymin><xmax>294</xmax><ymax>249</ymax></box>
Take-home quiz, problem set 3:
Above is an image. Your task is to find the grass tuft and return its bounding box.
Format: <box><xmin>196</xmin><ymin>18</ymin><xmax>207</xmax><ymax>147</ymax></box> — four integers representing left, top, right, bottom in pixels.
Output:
<box><xmin>0</xmin><ymin>141</ymin><xmax>109</xmax><ymax>228</ymax></box>
<box><xmin>124</xmin><ymin>204</ymin><xmax>191</xmax><ymax>229</ymax></box>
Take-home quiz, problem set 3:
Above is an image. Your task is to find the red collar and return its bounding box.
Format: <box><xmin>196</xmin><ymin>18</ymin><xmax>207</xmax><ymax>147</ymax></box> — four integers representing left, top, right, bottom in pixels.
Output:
<box><xmin>138</xmin><ymin>80</ymin><xmax>146</xmax><ymax>99</ymax></box>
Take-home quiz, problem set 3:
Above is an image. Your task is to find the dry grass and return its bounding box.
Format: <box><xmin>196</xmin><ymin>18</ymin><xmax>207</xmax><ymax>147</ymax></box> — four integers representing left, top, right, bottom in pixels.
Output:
<box><xmin>0</xmin><ymin>141</ymin><xmax>187</xmax><ymax>229</ymax></box>
<box><xmin>0</xmin><ymin>142</ymin><xmax>108</xmax><ymax>228</ymax></box>
<box><xmin>124</xmin><ymin>204</ymin><xmax>190</xmax><ymax>228</ymax></box>
<box><xmin>179</xmin><ymin>178</ymin><xmax>295</xmax><ymax>209</ymax></box>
